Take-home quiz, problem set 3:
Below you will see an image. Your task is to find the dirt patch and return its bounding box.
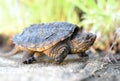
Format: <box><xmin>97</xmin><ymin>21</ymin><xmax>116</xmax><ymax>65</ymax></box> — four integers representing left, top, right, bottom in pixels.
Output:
<box><xmin>0</xmin><ymin>51</ymin><xmax>120</xmax><ymax>81</ymax></box>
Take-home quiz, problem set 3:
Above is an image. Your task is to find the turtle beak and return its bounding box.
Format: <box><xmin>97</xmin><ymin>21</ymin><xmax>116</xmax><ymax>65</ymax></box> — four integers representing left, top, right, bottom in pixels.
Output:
<box><xmin>90</xmin><ymin>33</ymin><xmax>96</xmax><ymax>40</ymax></box>
<box><xmin>88</xmin><ymin>33</ymin><xmax>96</xmax><ymax>45</ymax></box>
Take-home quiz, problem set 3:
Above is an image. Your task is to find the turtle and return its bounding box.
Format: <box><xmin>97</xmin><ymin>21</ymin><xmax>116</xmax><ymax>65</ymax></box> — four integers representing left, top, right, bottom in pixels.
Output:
<box><xmin>0</xmin><ymin>22</ymin><xmax>96</xmax><ymax>64</ymax></box>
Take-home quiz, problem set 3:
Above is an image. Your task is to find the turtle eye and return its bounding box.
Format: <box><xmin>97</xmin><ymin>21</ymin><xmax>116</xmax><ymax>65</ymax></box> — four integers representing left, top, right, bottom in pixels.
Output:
<box><xmin>86</xmin><ymin>35</ymin><xmax>90</xmax><ymax>40</ymax></box>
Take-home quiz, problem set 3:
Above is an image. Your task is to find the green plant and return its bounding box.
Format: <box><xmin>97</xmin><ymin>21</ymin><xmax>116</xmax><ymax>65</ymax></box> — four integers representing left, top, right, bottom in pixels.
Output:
<box><xmin>0</xmin><ymin>0</ymin><xmax>79</xmax><ymax>34</ymax></box>
<box><xmin>69</xmin><ymin>0</ymin><xmax>120</xmax><ymax>49</ymax></box>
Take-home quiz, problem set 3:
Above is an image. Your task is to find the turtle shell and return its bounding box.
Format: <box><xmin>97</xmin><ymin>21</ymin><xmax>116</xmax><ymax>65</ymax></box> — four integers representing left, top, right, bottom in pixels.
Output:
<box><xmin>13</xmin><ymin>22</ymin><xmax>77</xmax><ymax>51</ymax></box>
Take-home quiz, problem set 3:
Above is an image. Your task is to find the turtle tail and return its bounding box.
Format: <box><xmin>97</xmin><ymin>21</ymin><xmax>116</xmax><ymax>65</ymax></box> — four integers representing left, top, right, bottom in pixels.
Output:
<box><xmin>0</xmin><ymin>46</ymin><xmax>21</xmax><ymax>57</ymax></box>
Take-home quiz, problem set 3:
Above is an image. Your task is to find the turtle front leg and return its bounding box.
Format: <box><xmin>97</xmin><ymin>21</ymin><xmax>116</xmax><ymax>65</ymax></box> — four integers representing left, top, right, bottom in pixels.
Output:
<box><xmin>22</xmin><ymin>51</ymin><xmax>42</xmax><ymax>64</ymax></box>
<box><xmin>22</xmin><ymin>51</ymin><xmax>34</xmax><ymax>64</ymax></box>
<box><xmin>54</xmin><ymin>46</ymin><xmax>69</xmax><ymax>64</ymax></box>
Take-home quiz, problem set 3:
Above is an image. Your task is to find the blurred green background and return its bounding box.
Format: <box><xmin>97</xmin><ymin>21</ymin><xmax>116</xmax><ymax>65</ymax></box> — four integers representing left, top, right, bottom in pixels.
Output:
<box><xmin>0</xmin><ymin>0</ymin><xmax>120</xmax><ymax>50</ymax></box>
<box><xmin>0</xmin><ymin>0</ymin><xmax>80</xmax><ymax>34</ymax></box>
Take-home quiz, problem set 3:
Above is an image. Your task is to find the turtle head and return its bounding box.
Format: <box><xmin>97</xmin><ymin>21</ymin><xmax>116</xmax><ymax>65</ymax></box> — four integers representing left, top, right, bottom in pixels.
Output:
<box><xmin>79</xmin><ymin>32</ymin><xmax>96</xmax><ymax>46</ymax></box>
<box><xmin>70</xmin><ymin>31</ymin><xmax>96</xmax><ymax>53</ymax></box>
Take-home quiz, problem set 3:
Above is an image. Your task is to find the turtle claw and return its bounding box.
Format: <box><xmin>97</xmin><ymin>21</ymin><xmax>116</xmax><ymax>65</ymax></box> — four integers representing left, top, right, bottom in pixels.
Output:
<box><xmin>104</xmin><ymin>53</ymin><xmax>118</xmax><ymax>64</ymax></box>
<box><xmin>23</xmin><ymin>56</ymin><xmax>36</xmax><ymax>64</ymax></box>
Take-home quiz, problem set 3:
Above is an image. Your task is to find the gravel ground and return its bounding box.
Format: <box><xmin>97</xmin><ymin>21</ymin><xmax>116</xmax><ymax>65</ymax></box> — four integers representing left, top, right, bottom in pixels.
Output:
<box><xmin>0</xmin><ymin>51</ymin><xmax>120</xmax><ymax>81</ymax></box>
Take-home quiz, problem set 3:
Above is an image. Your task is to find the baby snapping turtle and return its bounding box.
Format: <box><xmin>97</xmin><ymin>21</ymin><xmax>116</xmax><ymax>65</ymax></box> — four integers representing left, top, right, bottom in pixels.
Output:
<box><xmin>0</xmin><ymin>22</ymin><xmax>96</xmax><ymax>64</ymax></box>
